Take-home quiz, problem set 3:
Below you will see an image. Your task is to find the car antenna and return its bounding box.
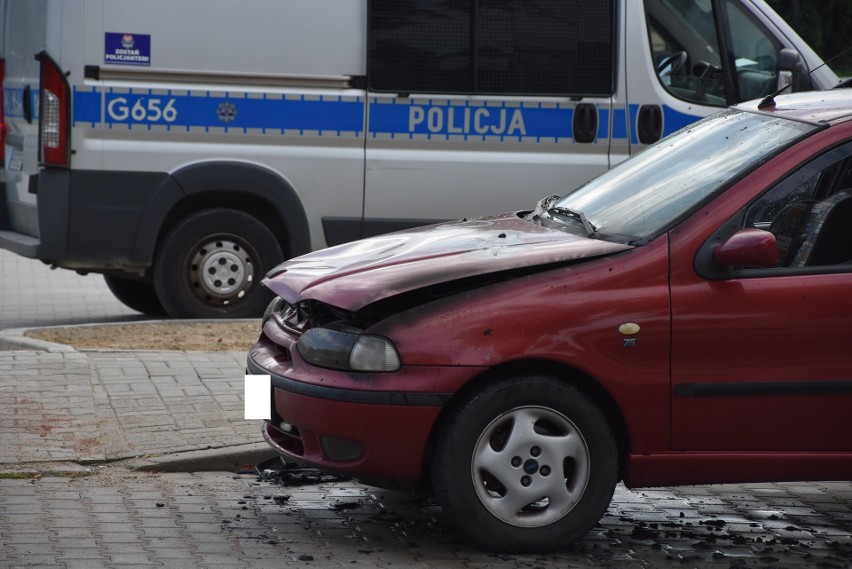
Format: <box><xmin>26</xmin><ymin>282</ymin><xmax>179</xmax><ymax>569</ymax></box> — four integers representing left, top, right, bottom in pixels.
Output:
<box><xmin>759</xmin><ymin>45</ymin><xmax>852</xmax><ymax>109</ymax></box>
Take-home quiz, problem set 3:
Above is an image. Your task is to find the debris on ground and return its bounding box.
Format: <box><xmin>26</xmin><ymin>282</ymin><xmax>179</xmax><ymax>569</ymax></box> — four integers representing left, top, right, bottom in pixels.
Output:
<box><xmin>254</xmin><ymin>456</ymin><xmax>349</xmax><ymax>486</ymax></box>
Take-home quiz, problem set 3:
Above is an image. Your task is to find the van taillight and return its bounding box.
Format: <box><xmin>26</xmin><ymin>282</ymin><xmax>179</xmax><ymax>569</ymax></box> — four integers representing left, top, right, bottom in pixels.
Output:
<box><xmin>38</xmin><ymin>51</ymin><xmax>71</xmax><ymax>167</ymax></box>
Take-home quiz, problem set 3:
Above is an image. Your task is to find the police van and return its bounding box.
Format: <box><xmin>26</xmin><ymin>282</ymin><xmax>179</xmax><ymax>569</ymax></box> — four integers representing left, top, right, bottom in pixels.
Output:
<box><xmin>0</xmin><ymin>0</ymin><xmax>842</xmax><ymax>318</ymax></box>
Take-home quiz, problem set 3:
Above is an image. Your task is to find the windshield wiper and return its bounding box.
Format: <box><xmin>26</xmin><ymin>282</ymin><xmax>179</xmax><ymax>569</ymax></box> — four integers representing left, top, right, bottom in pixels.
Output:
<box><xmin>546</xmin><ymin>206</ymin><xmax>597</xmax><ymax>237</ymax></box>
<box><xmin>528</xmin><ymin>195</ymin><xmax>561</xmax><ymax>222</ymax></box>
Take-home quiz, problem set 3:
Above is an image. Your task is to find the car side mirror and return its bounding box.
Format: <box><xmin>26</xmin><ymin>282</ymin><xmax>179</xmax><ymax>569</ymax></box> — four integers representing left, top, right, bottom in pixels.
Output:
<box><xmin>713</xmin><ymin>229</ymin><xmax>778</xmax><ymax>269</ymax></box>
<box><xmin>777</xmin><ymin>48</ymin><xmax>806</xmax><ymax>92</ymax></box>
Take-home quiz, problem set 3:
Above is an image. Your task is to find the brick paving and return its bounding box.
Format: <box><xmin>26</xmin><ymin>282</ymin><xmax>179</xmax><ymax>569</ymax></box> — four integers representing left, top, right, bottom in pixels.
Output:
<box><xmin>1</xmin><ymin>472</ymin><xmax>850</xmax><ymax>568</ymax></box>
<box><xmin>0</xmin><ymin>349</ymin><xmax>264</xmax><ymax>471</ymax></box>
<box><xmin>1</xmin><ymin>250</ymin><xmax>851</xmax><ymax>568</ymax></box>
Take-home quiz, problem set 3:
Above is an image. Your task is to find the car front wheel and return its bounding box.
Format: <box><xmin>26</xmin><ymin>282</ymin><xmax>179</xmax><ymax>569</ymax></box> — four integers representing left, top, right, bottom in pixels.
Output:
<box><xmin>431</xmin><ymin>375</ymin><xmax>618</xmax><ymax>552</ymax></box>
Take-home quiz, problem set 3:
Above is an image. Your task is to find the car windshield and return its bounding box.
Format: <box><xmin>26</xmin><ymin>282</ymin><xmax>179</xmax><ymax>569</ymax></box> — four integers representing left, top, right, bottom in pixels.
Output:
<box><xmin>548</xmin><ymin>109</ymin><xmax>817</xmax><ymax>243</ymax></box>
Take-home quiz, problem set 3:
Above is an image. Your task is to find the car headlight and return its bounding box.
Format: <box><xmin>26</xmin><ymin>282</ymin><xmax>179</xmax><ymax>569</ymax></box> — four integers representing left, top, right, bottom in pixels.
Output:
<box><xmin>297</xmin><ymin>324</ymin><xmax>401</xmax><ymax>372</ymax></box>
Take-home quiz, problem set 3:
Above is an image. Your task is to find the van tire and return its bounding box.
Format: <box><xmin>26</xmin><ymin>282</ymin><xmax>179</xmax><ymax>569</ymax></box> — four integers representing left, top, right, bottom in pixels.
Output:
<box><xmin>103</xmin><ymin>275</ymin><xmax>167</xmax><ymax>316</ymax></box>
<box><xmin>153</xmin><ymin>208</ymin><xmax>282</xmax><ymax>319</ymax></box>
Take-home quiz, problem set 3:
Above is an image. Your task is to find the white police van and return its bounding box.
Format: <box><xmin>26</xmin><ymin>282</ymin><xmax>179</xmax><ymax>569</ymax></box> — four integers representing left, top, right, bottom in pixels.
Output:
<box><xmin>0</xmin><ymin>0</ymin><xmax>842</xmax><ymax>318</ymax></box>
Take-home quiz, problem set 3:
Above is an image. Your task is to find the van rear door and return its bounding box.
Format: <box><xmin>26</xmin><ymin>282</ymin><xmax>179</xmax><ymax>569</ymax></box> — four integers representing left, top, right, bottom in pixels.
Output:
<box><xmin>1</xmin><ymin>0</ymin><xmax>46</xmax><ymax>254</ymax></box>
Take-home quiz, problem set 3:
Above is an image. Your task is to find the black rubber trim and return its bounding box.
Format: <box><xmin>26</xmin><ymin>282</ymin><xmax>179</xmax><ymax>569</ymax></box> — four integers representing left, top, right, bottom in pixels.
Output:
<box><xmin>247</xmin><ymin>355</ymin><xmax>451</xmax><ymax>407</ymax></box>
<box><xmin>675</xmin><ymin>380</ymin><xmax>852</xmax><ymax>398</ymax></box>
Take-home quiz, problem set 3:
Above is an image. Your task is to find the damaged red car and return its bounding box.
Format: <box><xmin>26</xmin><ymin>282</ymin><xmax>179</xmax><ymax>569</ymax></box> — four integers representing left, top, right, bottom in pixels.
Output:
<box><xmin>248</xmin><ymin>91</ymin><xmax>852</xmax><ymax>551</ymax></box>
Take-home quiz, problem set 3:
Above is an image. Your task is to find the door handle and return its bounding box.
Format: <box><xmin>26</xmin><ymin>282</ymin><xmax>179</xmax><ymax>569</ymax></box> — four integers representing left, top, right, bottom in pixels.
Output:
<box><xmin>23</xmin><ymin>84</ymin><xmax>33</xmax><ymax>124</ymax></box>
<box><xmin>573</xmin><ymin>103</ymin><xmax>598</xmax><ymax>144</ymax></box>
<box><xmin>637</xmin><ymin>105</ymin><xmax>662</xmax><ymax>144</ymax></box>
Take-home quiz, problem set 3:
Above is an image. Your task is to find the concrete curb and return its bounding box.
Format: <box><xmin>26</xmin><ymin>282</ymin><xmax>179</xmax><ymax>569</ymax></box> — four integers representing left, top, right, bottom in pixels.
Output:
<box><xmin>124</xmin><ymin>442</ymin><xmax>277</xmax><ymax>473</ymax></box>
<box><xmin>0</xmin><ymin>318</ymin><xmax>258</xmax><ymax>352</ymax></box>
<box><xmin>0</xmin><ymin>462</ymin><xmax>94</xmax><ymax>478</ymax></box>
<box><xmin>0</xmin><ymin>326</ymin><xmax>77</xmax><ymax>352</ymax></box>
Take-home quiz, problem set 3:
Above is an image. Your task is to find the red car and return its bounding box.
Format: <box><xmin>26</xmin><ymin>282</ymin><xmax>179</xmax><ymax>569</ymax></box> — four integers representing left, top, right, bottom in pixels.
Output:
<box><xmin>248</xmin><ymin>90</ymin><xmax>852</xmax><ymax>551</ymax></box>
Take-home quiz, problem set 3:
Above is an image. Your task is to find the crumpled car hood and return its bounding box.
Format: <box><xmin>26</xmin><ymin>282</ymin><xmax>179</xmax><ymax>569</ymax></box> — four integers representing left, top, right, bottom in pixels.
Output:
<box><xmin>263</xmin><ymin>212</ymin><xmax>632</xmax><ymax>311</ymax></box>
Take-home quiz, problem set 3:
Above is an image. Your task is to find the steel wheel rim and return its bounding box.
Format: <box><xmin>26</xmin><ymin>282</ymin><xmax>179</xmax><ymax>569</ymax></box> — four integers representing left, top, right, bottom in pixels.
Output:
<box><xmin>188</xmin><ymin>237</ymin><xmax>255</xmax><ymax>305</ymax></box>
<box><xmin>471</xmin><ymin>405</ymin><xmax>591</xmax><ymax>528</ymax></box>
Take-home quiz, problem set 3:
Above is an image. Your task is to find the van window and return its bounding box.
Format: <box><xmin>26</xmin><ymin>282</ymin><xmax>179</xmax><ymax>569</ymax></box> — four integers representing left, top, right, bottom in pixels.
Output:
<box><xmin>646</xmin><ymin>0</ymin><xmax>781</xmax><ymax>107</ymax></box>
<box><xmin>726</xmin><ymin>0</ymin><xmax>779</xmax><ymax>101</ymax></box>
<box><xmin>645</xmin><ymin>0</ymin><xmax>726</xmax><ymax>106</ymax></box>
<box><xmin>5</xmin><ymin>0</ymin><xmax>46</xmax><ymax>81</ymax></box>
<box><xmin>368</xmin><ymin>0</ymin><xmax>615</xmax><ymax>96</ymax></box>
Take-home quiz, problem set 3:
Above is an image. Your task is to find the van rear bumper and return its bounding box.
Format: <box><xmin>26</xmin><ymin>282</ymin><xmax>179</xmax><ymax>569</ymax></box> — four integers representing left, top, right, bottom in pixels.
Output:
<box><xmin>0</xmin><ymin>230</ymin><xmax>40</xmax><ymax>258</ymax></box>
<box><xmin>0</xmin><ymin>169</ymin><xmax>181</xmax><ymax>273</ymax></box>
<box><xmin>0</xmin><ymin>180</ymin><xmax>40</xmax><ymax>258</ymax></box>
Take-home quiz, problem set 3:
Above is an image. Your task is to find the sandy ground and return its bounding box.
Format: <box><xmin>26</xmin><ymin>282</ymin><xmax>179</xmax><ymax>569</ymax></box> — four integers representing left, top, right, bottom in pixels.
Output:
<box><xmin>25</xmin><ymin>320</ymin><xmax>261</xmax><ymax>351</ymax></box>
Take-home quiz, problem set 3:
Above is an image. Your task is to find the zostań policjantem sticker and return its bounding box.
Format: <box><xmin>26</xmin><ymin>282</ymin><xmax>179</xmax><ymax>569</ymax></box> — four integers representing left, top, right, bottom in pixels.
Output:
<box><xmin>104</xmin><ymin>33</ymin><xmax>151</xmax><ymax>66</ymax></box>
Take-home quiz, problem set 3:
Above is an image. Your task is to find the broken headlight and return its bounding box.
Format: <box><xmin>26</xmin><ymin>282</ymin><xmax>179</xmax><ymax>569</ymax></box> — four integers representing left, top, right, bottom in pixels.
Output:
<box><xmin>297</xmin><ymin>323</ymin><xmax>401</xmax><ymax>372</ymax></box>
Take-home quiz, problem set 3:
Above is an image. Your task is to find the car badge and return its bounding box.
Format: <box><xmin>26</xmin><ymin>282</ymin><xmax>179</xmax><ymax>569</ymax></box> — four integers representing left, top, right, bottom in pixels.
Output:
<box><xmin>618</xmin><ymin>322</ymin><xmax>640</xmax><ymax>348</ymax></box>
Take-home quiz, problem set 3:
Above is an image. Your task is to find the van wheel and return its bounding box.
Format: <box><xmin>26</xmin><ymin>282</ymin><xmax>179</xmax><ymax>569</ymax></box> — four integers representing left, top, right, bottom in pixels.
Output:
<box><xmin>103</xmin><ymin>275</ymin><xmax>167</xmax><ymax>316</ymax></box>
<box><xmin>431</xmin><ymin>376</ymin><xmax>618</xmax><ymax>552</ymax></box>
<box><xmin>154</xmin><ymin>208</ymin><xmax>282</xmax><ymax>319</ymax></box>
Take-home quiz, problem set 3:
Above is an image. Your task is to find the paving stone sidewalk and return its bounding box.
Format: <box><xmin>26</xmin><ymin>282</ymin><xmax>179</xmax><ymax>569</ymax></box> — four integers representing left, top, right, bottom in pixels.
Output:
<box><xmin>0</xmin><ymin>348</ymin><xmax>273</xmax><ymax>474</ymax></box>
<box><xmin>1</xmin><ymin>471</ymin><xmax>851</xmax><ymax>569</ymax></box>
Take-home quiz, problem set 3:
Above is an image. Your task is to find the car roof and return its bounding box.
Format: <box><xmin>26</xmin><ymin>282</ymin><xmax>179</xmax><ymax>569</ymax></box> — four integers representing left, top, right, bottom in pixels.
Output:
<box><xmin>737</xmin><ymin>89</ymin><xmax>852</xmax><ymax>125</ymax></box>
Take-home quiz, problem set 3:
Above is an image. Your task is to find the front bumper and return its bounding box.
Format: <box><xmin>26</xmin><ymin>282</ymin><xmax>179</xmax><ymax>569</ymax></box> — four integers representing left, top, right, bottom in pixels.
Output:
<box><xmin>248</xmin><ymin>342</ymin><xmax>478</xmax><ymax>485</ymax></box>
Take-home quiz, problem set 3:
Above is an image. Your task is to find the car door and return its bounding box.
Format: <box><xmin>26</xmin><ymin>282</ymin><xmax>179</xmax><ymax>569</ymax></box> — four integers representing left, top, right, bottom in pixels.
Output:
<box><xmin>669</xmin><ymin>134</ymin><xmax>852</xmax><ymax>452</ymax></box>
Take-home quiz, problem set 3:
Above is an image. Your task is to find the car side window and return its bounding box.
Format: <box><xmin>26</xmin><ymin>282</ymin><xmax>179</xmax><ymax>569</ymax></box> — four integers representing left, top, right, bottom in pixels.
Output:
<box><xmin>743</xmin><ymin>142</ymin><xmax>852</xmax><ymax>269</ymax></box>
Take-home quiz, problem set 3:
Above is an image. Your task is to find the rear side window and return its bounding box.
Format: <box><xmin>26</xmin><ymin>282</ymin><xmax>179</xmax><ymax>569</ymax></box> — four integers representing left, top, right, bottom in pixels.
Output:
<box><xmin>368</xmin><ymin>0</ymin><xmax>616</xmax><ymax>97</ymax></box>
<box><xmin>5</xmin><ymin>0</ymin><xmax>46</xmax><ymax>81</ymax></box>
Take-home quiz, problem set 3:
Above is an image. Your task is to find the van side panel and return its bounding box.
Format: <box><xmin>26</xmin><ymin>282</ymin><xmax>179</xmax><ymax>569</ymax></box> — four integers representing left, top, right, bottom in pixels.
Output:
<box><xmin>99</xmin><ymin>0</ymin><xmax>365</xmax><ymax>77</ymax></box>
<box><xmin>66</xmin><ymin>0</ymin><xmax>367</xmax><ymax>263</ymax></box>
<box><xmin>169</xmin><ymin>161</ymin><xmax>311</xmax><ymax>258</ymax></box>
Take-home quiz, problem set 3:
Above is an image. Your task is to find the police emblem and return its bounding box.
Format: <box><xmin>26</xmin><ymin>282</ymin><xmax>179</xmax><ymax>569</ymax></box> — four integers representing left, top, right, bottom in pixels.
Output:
<box><xmin>121</xmin><ymin>34</ymin><xmax>135</xmax><ymax>49</ymax></box>
<box><xmin>217</xmin><ymin>102</ymin><xmax>237</xmax><ymax>123</ymax></box>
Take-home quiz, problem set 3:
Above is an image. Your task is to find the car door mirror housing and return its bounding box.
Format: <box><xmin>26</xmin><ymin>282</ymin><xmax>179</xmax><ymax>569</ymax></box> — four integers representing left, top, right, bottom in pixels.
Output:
<box><xmin>713</xmin><ymin>229</ymin><xmax>778</xmax><ymax>269</ymax></box>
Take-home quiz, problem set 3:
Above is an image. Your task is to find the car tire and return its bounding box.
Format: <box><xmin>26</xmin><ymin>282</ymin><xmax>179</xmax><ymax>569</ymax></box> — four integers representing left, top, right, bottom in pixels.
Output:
<box><xmin>103</xmin><ymin>275</ymin><xmax>167</xmax><ymax>316</ymax></box>
<box><xmin>153</xmin><ymin>208</ymin><xmax>282</xmax><ymax>319</ymax></box>
<box><xmin>431</xmin><ymin>375</ymin><xmax>618</xmax><ymax>552</ymax></box>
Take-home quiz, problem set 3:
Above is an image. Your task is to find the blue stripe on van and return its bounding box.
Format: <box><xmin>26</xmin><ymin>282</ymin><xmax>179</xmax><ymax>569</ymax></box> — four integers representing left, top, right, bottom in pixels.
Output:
<box><xmin>368</xmin><ymin>99</ymin><xmax>574</xmax><ymax>141</ymax></box>
<box><xmin>597</xmin><ymin>109</ymin><xmax>610</xmax><ymax>141</ymax></box>
<box><xmin>662</xmin><ymin>105</ymin><xmax>702</xmax><ymax>135</ymax></box>
<box><xmin>626</xmin><ymin>103</ymin><xmax>703</xmax><ymax>144</ymax></box>
<box><xmin>611</xmin><ymin>108</ymin><xmax>627</xmax><ymax>140</ymax></box>
<box><xmin>72</xmin><ymin>89</ymin><xmax>364</xmax><ymax>135</ymax></box>
<box><xmin>73</xmin><ymin>88</ymin><xmax>102</xmax><ymax>124</ymax></box>
<box><xmin>70</xmin><ymin>88</ymin><xmax>705</xmax><ymax>144</ymax></box>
